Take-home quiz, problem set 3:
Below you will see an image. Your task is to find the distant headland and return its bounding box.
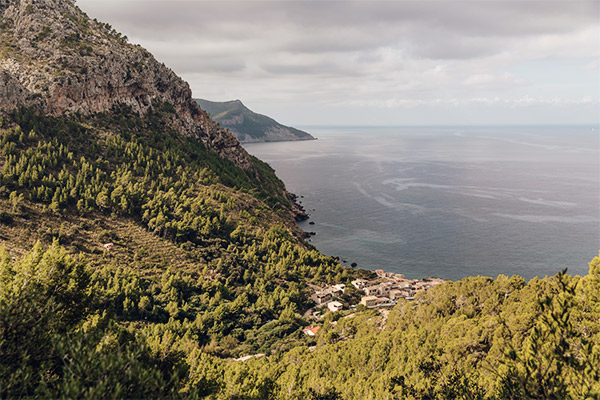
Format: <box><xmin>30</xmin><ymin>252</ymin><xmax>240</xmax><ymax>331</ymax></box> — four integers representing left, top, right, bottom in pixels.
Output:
<box><xmin>195</xmin><ymin>98</ymin><xmax>315</xmax><ymax>143</ymax></box>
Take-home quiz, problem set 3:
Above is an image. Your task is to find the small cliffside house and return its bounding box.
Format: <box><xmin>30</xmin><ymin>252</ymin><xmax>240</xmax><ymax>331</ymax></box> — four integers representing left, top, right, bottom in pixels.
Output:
<box><xmin>364</xmin><ymin>282</ymin><xmax>394</xmax><ymax>297</ymax></box>
<box><xmin>360</xmin><ymin>296</ymin><xmax>380</xmax><ymax>307</ymax></box>
<box><xmin>351</xmin><ymin>279</ymin><xmax>369</xmax><ymax>290</ymax></box>
<box><xmin>389</xmin><ymin>289</ymin><xmax>411</xmax><ymax>300</ymax></box>
<box><xmin>302</xmin><ymin>326</ymin><xmax>321</xmax><ymax>336</ymax></box>
<box><xmin>328</xmin><ymin>301</ymin><xmax>343</xmax><ymax>312</ymax></box>
<box><xmin>311</xmin><ymin>285</ymin><xmax>345</xmax><ymax>305</ymax></box>
<box><xmin>312</xmin><ymin>290</ymin><xmax>333</xmax><ymax>305</ymax></box>
<box><xmin>332</xmin><ymin>284</ymin><xmax>346</xmax><ymax>293</ymax></box>
<box><xmin>376</xmin><ymin>270</ymin><xmax>404</xmax><ymax>279</ymax></box>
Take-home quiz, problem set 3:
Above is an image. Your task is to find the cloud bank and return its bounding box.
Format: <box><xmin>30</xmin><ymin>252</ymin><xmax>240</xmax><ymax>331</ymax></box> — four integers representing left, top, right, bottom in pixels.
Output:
<box><xmin>77</xmin><ymin>0</ymin><xmax>599</xmax><ymax>125</ymax></box>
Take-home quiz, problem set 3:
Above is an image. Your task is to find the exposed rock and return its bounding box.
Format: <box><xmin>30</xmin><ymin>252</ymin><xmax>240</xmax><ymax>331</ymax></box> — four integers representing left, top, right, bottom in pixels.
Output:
<box><xmin>288</xmin><ymin>192</ymin><xmax>308</xmax><ymax>221</ymax></box>
<box><xmin>290</xmin><ymin>199</ymin><xmax>309</xmax><ymax>221</ymax></box>
<box><xmin>0</xmin><ymin>0</ymin><xmax>252</xmax><ymax>169</ymax></box>
<box><xmin>0</xmin><ymin>69</ymin><xmax>43</xmax><ymax>112</ymax></box>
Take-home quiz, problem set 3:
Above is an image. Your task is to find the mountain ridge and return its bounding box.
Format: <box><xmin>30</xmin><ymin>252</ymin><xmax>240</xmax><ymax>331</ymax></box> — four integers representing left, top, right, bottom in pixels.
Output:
<box><xmin>0</xmin><ymin>0</ymin><xmax>598</xmax><ymax>398</ymax></box>
<box><xmin>1</xmin><ymin>1</ymin><xmax>350</xmax><ymax>380</ymax></box>
<box><xmin>0</xmin><ymin>0</ymin><xmax>253</xmax><ymax>169</ymax></box>
<box><xmin>195</xmin><ymin>98</ymin><xmax>315</xmax><ymax>143</ymax></box>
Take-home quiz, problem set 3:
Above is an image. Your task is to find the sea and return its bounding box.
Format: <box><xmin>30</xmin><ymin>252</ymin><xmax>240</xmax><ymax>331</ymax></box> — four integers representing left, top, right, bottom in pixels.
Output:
<box><xmin>244</xmin><ymin>126</ymin><xmax>599</xmax><ymax>281</ymax></box>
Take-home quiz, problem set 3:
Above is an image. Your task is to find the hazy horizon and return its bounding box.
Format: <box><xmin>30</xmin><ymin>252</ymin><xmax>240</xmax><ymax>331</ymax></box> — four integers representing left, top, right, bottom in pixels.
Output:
<box><xmin>77</xmin><ymin>0</ymin><xmax>599</xmax><ymax>127</ymax></box>
<box><xmin>293</xmin><ymin>123</ymin><xmax>599</xmax><ymax>128</ymax></box>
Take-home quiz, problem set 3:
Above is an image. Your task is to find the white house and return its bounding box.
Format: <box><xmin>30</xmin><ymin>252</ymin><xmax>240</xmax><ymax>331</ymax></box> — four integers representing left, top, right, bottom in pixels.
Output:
<box><xmin>328</xmin><ymin>301</ymin><xmax>343</xmax><ymax>312</ymax></box>
<box><xmin>332</xmin><ymin>284</ymin><xmax>346</xmax><ymax>293</ymax></box>
<box><xmin>351</xmin><ymin>279</ymin><xmax>369</xmax><ymax>290</ymax></box>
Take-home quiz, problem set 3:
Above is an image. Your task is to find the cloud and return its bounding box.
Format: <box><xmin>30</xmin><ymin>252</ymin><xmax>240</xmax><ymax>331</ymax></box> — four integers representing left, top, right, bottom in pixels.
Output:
<box><xmin>583</xmin><ymin>59</ymin><xmax>600</xmax><ymax>71</ymax></box>
<box><xmin>79</xmin><ymin>1</ymin><xmax>599</xmax><ymax>57</ymax></box>
<box><xmin>76</xmin><ymin>0</ymin><xmax>600</xmax><ymax>125</ymax></box>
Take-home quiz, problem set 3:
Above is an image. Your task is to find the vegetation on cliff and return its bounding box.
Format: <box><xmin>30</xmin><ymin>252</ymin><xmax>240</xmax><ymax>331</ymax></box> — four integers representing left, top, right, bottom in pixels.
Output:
<box><xmin>1</xmin><ymin>106</ymin><xmax>598</xmax><ymax>399</ymax></box>
<box><xmin>1</xmin><ymin>239</ymin><xmax>598</xmax><ymax>398</ymax></box>
<box><xmin>0</xmin><ymin>0</ymin><xmax>598</xmax><ymax>398</ymax></box>
<box><xmin>0</xmin><ymin>105</ymin><xmax>359</xmax><ymax>350</ymax></box>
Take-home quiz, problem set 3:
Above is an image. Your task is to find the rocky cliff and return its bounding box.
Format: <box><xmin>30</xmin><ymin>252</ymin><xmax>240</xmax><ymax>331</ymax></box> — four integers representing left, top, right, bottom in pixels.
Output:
<box><xmin>0</xmin><ymin>0</ymin><xmax>252</xmax><ymax>169</ymax></box>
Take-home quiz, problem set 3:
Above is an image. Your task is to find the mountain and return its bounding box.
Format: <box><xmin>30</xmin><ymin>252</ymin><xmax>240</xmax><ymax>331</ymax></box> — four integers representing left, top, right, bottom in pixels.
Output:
<box><xmin>0</xmin><ymin>0</ymin><xmax>254</xmax><ymax>169</ymax></box>
<box><xmin>195</xmin><ymin>98</ymin><xmax>315</xmax><ymax>143</ymax></box>
<box><xmin>1</xmin><ymin>0</ymin><xmax>599</xmax><ymax>399</ymax></box>
<box><xmin>0</xmin><ymin>0</ymin><xmax>311</xmax><ymax>219</ymax></box>
<box><xmin>0</xmin><ymin>3</ymin><xmax>356</xmax><ymax>396</ymax></box>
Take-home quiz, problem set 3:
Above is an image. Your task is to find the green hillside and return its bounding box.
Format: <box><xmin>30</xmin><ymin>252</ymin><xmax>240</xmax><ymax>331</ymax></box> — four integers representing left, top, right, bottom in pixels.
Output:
<box><xmin>0</xmin><ymin>0</ymin><xmax>598</xmax><ymax>399</ymax></box>
<box><xmin>195</xmin><ymin>99</ymin><xmax>315</xmax><ymax>143</ymax></box>
<box><xmin>0</xmin><ymin>105</ymin><xmax>366</xmax><ymax>396</ymax></box>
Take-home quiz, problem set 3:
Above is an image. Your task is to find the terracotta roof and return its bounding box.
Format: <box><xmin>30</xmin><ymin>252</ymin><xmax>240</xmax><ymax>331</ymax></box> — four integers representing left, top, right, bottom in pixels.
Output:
<box><xmin>302</xmin><ymin>326</ymin><xmax>321</xmax><ymax>336</ymax></box>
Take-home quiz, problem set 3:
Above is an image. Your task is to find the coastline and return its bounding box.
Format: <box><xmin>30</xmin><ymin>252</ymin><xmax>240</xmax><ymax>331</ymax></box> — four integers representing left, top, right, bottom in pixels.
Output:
<box><xmin>244</xmin><ymin>126</ymin><xmax>598</xmax><ymax>281</ymax></box>
<box><xmin>241</xmin><ymin>136</ymin><xmax>317</xmax><ymax>144</ymax></box>
<box><xmin>287</xmin><ymin>191</ymin><xmax>310</xmax><ymax>222</ymax></box>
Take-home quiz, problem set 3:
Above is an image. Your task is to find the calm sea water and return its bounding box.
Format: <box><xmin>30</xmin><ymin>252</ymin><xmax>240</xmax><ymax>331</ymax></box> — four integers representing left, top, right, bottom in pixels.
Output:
<box><xmin>245</xmin><ymin>126</ymin><xmax>599</xmax><ymax>281</ymax></box>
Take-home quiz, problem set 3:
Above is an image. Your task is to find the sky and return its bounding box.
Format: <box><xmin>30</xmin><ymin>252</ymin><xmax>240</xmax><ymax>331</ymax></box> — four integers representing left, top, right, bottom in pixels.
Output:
<box><xmin>76</xmin><ymin>0</ymin><xmax>600</xmax><ymax>126</ymax></box>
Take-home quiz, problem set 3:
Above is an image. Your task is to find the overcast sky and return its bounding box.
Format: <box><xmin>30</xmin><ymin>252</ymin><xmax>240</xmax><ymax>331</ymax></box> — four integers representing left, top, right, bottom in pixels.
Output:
<box><xmin>77</xmin><ymin>0</ymin><xmax>599</xmax><ymax>126</ymax></box>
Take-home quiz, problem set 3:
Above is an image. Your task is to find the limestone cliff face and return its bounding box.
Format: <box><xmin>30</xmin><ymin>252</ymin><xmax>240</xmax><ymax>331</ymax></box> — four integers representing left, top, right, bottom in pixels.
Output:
<box><xmin>0</xmin><ymin>0</ymin><xmax>252</xmax><ymax>169</ymax></box>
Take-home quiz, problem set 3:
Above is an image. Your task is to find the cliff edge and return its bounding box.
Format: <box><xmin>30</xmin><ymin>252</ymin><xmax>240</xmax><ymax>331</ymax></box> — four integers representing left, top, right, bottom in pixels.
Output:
<box><xmin>0</xmin><ymin>0</ymin><xmax>252</xmax><ymax>169</ymax></box>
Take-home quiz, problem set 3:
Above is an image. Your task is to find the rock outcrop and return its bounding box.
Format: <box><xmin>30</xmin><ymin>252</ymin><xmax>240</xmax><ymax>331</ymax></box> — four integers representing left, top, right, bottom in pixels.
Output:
<box><xmin>288</xmin><ymin>192</ymin><xmax>309</xmax><ymax>221</ymax></box>
<box><xmin>0</xmin><ymin>0</ymin><xmax>252</xmax><ymax>169</ymax></box>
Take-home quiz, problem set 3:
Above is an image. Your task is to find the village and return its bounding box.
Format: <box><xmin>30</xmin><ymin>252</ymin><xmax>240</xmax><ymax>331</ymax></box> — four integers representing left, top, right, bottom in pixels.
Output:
<box><xmin>302</xmin><ymin>269</ymin><xmax>447</xmax><ymax>336</ymax></box>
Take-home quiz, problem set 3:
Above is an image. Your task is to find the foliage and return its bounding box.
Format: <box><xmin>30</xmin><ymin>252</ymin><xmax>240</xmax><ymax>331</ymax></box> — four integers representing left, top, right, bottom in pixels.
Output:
<box><xmin>0</xmin><ymin>242</ymin><xmax>189</xmax><ymax>398</ymax></box>
<box><xmin>1</xmin><ymin>108</ymin><xmax>598</xmax><ymax>398</ymax></box>
<box><xmin>0</xmin><ymin>107</ymin><xmax>352</xmax><ymax>380</ymax></box>
<box><xmin>2</xmin><ymin>244</ymin><xmax>598</xmax><ymax>398</ymax></box>
<box><xmin>254</xmin><ymin>271</ymin><xmax>600</xmax><ymax>399</ymax></box>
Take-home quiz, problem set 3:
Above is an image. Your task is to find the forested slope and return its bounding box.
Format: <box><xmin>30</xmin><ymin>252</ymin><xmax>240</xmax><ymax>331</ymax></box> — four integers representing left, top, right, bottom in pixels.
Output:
<box><xmin>0</xmin><ymin>0</ymin><xmax>598</xmax><ymax>398</ymax></box>
<box><xmin>1</xmin><ymin>107</ymin><xmax>598</xmax><ymax>398</ymax></box>
<box><xmin>2</xmin><ymin>239</ymin><xmax>598</xmax><ymax>398</ymax></box>
<box><xmin>0</xmin><ymin>105</ymin><xmax>360</xmax><ymax>346</ymax></box>
<box><xmin>264</xmin><ymin>264</ymin><xmax>600</xmax><ymax>399</ymax></box>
